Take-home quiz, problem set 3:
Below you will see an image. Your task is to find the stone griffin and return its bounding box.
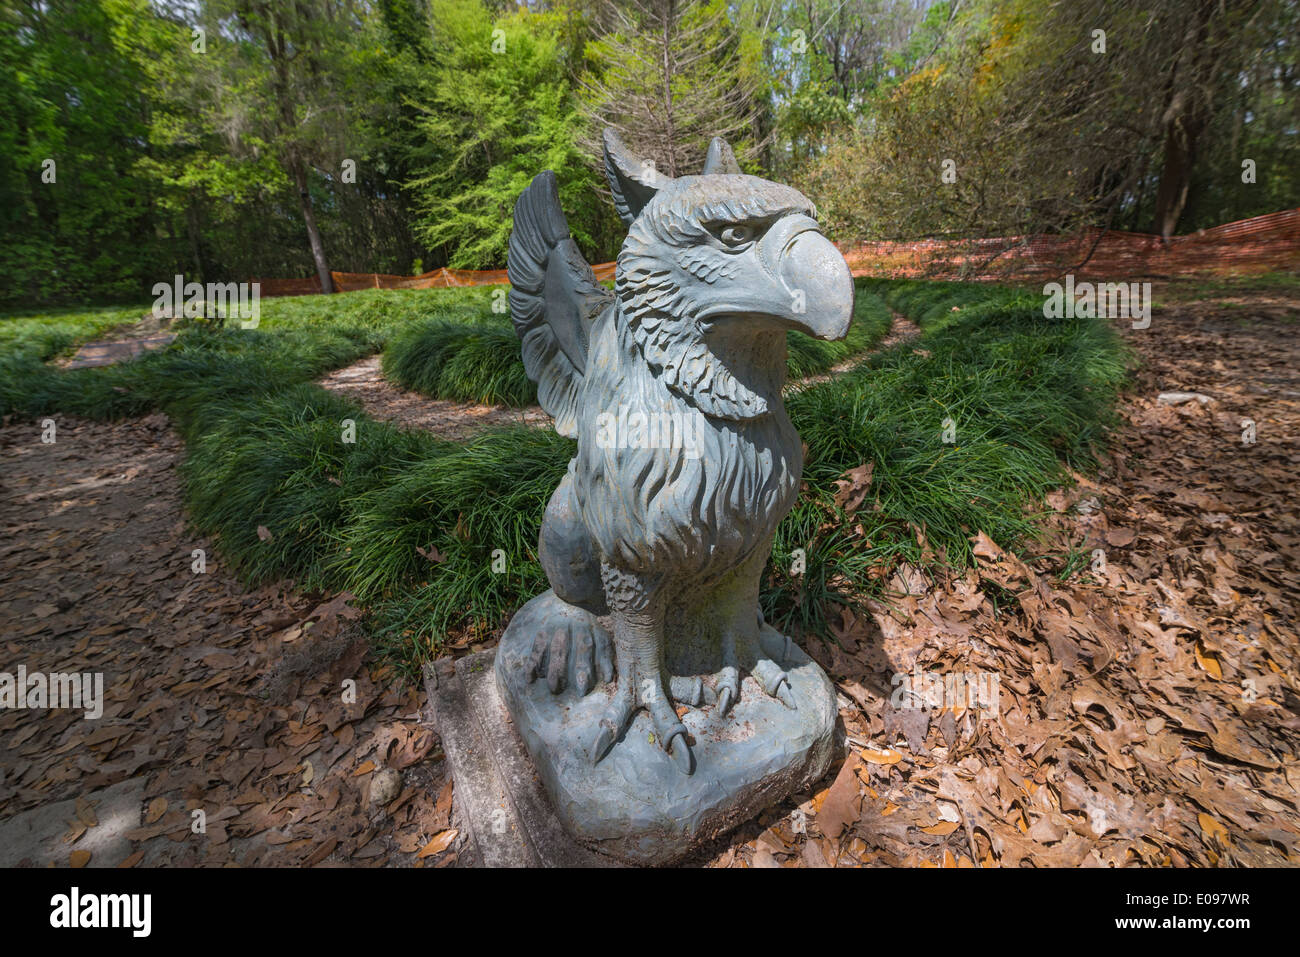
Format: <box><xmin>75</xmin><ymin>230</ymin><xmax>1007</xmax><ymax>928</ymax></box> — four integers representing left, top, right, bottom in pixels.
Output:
<box><xmin>497</xmin><ymin>130</ymin><xmax>852</xmax><ymax>825</ymax></box>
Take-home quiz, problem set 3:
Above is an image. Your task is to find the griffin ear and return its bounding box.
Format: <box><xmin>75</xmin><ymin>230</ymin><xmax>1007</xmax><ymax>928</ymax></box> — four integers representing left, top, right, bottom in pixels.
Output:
<box><xmin>602</xmin><ymin>129</ymin><xmax>669</xmax><ymax>225</ymax></box>
<box><xmin>701</xmin><ymin>137</ymin><xmax>741</xmax><ymax>175</ymax></box>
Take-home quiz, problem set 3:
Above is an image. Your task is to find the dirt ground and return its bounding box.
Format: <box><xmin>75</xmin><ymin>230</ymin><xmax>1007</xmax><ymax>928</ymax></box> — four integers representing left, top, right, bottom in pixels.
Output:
<box><xmin>0</xmin><ymin>416</ymin><xmax>452</xmax><ymax>867</ymax></box>
<box><xmin>318</xmin><ymin>355</ymin><xmax>552</xmax><ymax>440</ymax></box>
<box><xmin>728</xmin><ymin>279</ymin><xmax>1300</xmax><ymax>868</ymax></box>
<box><xmin>1</xmin><ymin>291</ymin><xmax>1297</xmax><ymax>867</ymax></box>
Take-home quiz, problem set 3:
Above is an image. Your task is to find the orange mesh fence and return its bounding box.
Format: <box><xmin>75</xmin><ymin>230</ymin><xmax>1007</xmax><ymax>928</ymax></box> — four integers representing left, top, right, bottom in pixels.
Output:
<box><xmin>841</xmin><ymin>207</ymin><xmax>1300</xmax><ymax>282</ymax></box>
<box><xmin>253</xmin><ymin>208</ymin><xmax>1298</xmax><ymax>297</ymax></box>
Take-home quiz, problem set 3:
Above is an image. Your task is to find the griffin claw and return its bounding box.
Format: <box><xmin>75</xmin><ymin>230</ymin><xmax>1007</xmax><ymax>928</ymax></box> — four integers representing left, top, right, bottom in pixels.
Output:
<box><xmin>753</xmin><ymin>658</ymin><xmax>797</xmax><ymax>710</ymax></box>
<box><xmin>591</xmin><ymin>690</ymin><xmax>636</xmax><ymax>766</ymax></box>
<box><xmin>717</xmin><ymin>685</ymin><xmax>734</xmax><ymax>716</ymax></box>
<box><xmin>775</xmin><ymin>681</ymin><xmax>797</xmax><ymax>710</ymax></box>
<box><xmin>715</xmin><ymin>665</ymin><xmax>740</xmax><ymax>717</ymax></box>
<box><xmin>665</xmin><ymin>731</ymin><xmax>694</xmax><ymax>775</ymax></box>
<box><xmin>591</xmin><ymin>719</ymin><xmax>618</xmax><ymax>765</ymax></box>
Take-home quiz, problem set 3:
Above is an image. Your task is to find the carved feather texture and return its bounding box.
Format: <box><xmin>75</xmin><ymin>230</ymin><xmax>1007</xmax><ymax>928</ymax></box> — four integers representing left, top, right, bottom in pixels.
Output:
<box><xmin>573</xmin><ymin>314</ymin><xmax>802</xmax><ymax>578</ymax></box>
<box><xmin>507</xmin><ymin>171</ymin><xmax>612</xmax><ymax>438</ymax></box>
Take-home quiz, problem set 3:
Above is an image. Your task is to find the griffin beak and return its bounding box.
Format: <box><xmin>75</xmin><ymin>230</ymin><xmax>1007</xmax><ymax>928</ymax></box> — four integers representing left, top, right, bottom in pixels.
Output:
<box><xmin>765</xmin><ymin>215</ymin><xmax>854</xmax><ymax>342</ymax></box>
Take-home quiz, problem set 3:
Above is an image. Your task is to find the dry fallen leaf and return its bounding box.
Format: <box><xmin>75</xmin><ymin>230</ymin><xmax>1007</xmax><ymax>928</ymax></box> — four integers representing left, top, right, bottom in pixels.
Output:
<box><xmin>144</xmin><ymin>797</ymin><xmax>168</xmax><ymax>825</ymax></box>
<box><xmin>415</xmin><ymin>544</ymin><xmax>448</xmax><ymax>564</ymax></box>
<box><xmin>920</xmin><ymin>821</ymin><xmax>960</xmax><ymax>836</ymax></box>
<box><xmin>70</xmin><ymin>850</ymin><xmax>91</xmax><ymax>868</ymax></box>
<box><xmin>1105</xmin><ymin>527</ymin><xmax>1136</xmax><ymax>547</ymax></box>
<box><xmin>1198</xmin><ymin>812</ymin><xmax>1230</xmax><ymax>846</ymax></box>
<box><xmin>833</xmin><ymin>462</ymin><xmax>875</xmax><ymax>515</ymax></box>
<box><xmin>860</xmin><ymin>748</ymin><xmax>904</xmax><ymax>765</ymax></box>
<box><xmin>1194</xmin><ymin>642</ymin><xmax>1223</xmax><ymax>680</ymax></box>
<box><xmin>74</xmin><ymin>797</ymin><xmax>98</xmax><ymax>828</ymax></box>
<box><xmin>417</xmin><ymin>829</ymin><xmax>458</xmax><ymax>859</ymax></box>
<box><xmin>817</xmin><ymin>757</ymin><xmax>862</xmax><ymax>841</ymax></box>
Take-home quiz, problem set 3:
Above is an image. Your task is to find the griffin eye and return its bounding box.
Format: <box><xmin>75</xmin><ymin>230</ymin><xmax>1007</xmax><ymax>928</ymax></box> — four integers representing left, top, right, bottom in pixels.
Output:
<box><xmin>719</xmin><ymin>225</ymin><xmax>753</xmax><ymax>246</ymax></box>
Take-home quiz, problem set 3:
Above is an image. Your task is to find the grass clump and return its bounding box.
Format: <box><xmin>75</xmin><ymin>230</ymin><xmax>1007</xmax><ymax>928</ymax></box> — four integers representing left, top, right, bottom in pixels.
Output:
<box><xmin>784</xmin><ymin>284</ymin><xmax>894</xmax><ymax>379</ymax></box>
<box><xmin>380</xmin><ymin>279</ymin><xmax>898</xmax><ymax>406</ymax></box>
<box><xmin>382</xmin><ymin>320</ymin><xmax>537</xmax><ymax>405</ymax></box>
<box><xmin>180</xmin><ymin>392</ymin><xmax>569</xmax><ymax>673</ymax></box>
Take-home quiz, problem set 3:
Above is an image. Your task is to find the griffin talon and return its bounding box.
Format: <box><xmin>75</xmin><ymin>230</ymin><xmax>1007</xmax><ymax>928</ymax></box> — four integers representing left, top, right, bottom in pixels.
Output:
<box><xmin>591</xmin><ymin>722</ymin><xmax>617</xmax><ymax>765</ymax></box>
<box><xmin>717</xmin><ymin>686</ymin><xmax>734</xmax><ymax>716</ymax></box>
<box><xmin>776</xmin><ymin>682</ymin><xmax>796</xmax><ymax>710</ymax></box>
<box><xmin>666</xmin><ymin>732</ymin><xmax>694</xmax><ymax>775</ymax></box>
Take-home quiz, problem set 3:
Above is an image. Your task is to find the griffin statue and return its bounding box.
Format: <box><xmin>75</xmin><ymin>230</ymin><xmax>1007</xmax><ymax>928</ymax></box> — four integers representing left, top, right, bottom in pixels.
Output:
<box><xmin>494</xmin><ymin>130</ymin><xmax>854</xmax><ymax>862</ymax></box>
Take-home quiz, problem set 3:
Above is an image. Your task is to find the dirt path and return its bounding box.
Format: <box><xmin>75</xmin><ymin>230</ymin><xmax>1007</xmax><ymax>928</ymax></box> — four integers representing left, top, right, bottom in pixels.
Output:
<box><xmin>0</xmin><ymin>416</ymin><xmax>455</xmax><ymax>867</ymax></box>
<box><xmin>318</xmin><ymin>355</ymin><xmax>552</xmax><ymax>440</ymax></box>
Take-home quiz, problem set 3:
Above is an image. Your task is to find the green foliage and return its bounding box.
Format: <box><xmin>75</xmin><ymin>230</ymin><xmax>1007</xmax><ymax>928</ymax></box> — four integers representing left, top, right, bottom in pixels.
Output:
<box><xmin>784</xmin><ymin>286</ymin><xmax>895</xmax><ymax>378</ymax></box>
<box><xmin>403</xmin><ymin>0</ymin><xmax>611</xmax><ymax>268</ymax></box>
<box><xmin>0</xmin><ymin>0</ymin><xmax>169</xmax><ymax>304</ymax></box>
<box><xmin>787</xmin><ymin>0</ymin><xmax>1300</xmax><ymax>241</ymax></box>
<box><xmin>578</xmin><ymin>0</ymin><xmax>769</xmax><ymax>178</ymax></box>
<box><xmin>379</xmin><ymin>279</ymin><xmax>895</xmax><ymax>406</ymax></box>
<box><xmin>764</xmin><ymin>279</ymin><xmax>1130</xmax><ymax>636</ymax></box>
<box><xmin>4</xmin><ymin>0</ymin><xmax>1296</xmax><ymax>307</ymax></box>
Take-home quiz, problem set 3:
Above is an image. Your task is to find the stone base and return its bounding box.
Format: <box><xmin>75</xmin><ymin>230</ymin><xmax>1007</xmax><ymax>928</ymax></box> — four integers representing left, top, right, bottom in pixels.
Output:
<box><xmin>494</xmin><ymin>589</ymin><xmax>838</xmax><ymax>866</ymax></box>
<box><xmin>423</xmin><ymin>653</ymin><xmax>623</xmax><ymax>867</ymax></box>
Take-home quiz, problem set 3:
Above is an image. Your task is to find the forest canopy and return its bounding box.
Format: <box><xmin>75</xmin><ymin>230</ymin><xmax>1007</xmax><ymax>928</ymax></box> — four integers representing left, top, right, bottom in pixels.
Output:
<box><xmin>2</xmin><ymin>0</ymin><xmax>1297</xmax><ymax>305</ymax></box>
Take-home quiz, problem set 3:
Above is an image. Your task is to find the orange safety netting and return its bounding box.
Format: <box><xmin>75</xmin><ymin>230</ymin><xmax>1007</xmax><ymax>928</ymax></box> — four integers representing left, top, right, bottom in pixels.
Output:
<box><xmin>252</xmin><ymin>208</ymin><xmax>1299</xmax><ymax>297</ymax></box>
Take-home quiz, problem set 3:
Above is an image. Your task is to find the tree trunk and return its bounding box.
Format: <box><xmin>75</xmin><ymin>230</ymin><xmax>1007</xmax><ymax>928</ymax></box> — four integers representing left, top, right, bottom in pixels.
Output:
<box><xmin>1152</xmin><ymin>109</ymin><xmax>1199</xmax><ymax>241</ymax></box>
<box><xmin>660</xmin><ymin>0</ymin><xmax>678</xmax><ymax>177</ymax></box>
<box><xmin>1151</xmin><ymin>0</ymin><xmax>1218</xmax><ymax>241</ymax></box>
<box><xmin>292</xmin><ymin>157</ymin><xmax>334</xmax><ymax>294</ymax></box>
<box><xmin>186</xmin><ymin>196</ymin><xmax>206</xmax><ymax>284</ymax></box>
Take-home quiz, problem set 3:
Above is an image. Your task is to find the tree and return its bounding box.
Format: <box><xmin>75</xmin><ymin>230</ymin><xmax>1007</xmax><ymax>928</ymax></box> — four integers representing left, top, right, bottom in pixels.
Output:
<box><xmin>401</xmin><ymin>0</ymin><xmax>609</xmax><ymax>268</ymax></box>
<box><xmin>577</xmin><ymin>0</ymin><xmax>772</xmax><ymax>178</ymax></box>
<box><xmin>791</xmin><ymin>0</ymin><xmax>1300</xmax><ymax>245</ymax></box>
<box><xmin>0</xmin><ymin>0</ymin><xmax>175</xmax><ymax>304</ymax></box>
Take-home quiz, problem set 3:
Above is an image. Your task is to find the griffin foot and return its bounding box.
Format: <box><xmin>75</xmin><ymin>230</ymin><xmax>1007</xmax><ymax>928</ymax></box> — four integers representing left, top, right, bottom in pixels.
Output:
<box><xmin>525</xmin><ymin>611</ymin><xmax>614</xmax><ymax>696</ymax></box>
<box><xmin>589</xmin><ymin>671</ymin><xmax>697</xmax><ymax>774</ymax></box>
<box><xmin>712</xmin><ymin>630</ymin><xmax>797</xmax><ymax>715</ymax></box>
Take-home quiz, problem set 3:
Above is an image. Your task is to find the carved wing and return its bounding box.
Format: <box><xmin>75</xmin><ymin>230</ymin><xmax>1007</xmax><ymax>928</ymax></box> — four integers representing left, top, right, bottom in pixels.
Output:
<box><xmin>507</xmin><ymin>171</ymin><xmax>612</xmax><ymax>439</ymax></box>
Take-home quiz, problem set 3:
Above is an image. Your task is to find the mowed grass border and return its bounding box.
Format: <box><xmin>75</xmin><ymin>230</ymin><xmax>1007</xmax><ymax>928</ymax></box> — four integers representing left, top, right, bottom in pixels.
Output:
<box><xmin>1</xmin><ymin>279</ymin><xmax>1129</xmax><ymax>676</ymax></box>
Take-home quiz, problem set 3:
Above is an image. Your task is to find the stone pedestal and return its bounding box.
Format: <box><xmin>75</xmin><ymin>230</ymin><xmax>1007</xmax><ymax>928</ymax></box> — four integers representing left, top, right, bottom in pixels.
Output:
<box><xmin>494</xmin><ymin>590</ymin><xmax>839</xmax><ymax>866</ymax></box>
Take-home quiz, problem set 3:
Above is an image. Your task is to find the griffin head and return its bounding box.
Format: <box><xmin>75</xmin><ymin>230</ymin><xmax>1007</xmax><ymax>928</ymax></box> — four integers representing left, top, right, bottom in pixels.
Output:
<box><xmin>603</xmin><ymin>129</ymin><xmax>855</xmax><ymax>420</ymax></box>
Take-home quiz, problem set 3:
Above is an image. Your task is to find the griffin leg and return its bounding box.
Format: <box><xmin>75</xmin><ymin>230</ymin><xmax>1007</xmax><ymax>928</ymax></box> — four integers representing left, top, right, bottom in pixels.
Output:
<box><xmin>590</xmin><ymin>564</ymin><xmax>694</xmax><ymax>774</ymax></box>
<box><xmin>525</xmin><ymin>467</ymin><xmax>613</xmax><ymax>697</ymax></box>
